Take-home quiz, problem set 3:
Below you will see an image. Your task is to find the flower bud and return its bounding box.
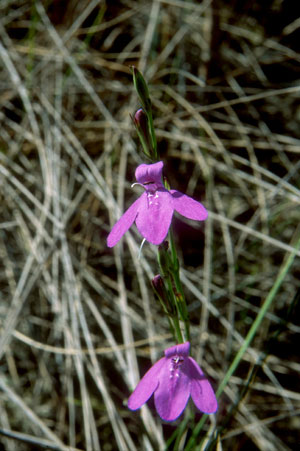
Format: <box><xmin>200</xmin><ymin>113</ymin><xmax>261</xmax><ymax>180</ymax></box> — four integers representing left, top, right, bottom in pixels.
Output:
<box><xmin>134</xmin><ymin>108</ymin><xmax>147</xmax><ymax>133</ymax></box>
<box><xmin>151</xmin><ymin>274</ymin><xmax>172</xmax><ymax>312</ymax></box>
<box><xmin>151</xmin><ymin>274</ymin><xmax>165</xmax><ymax>298</ymax></box>
<box><xmin>131</xmin><ymin>109</ymin><xmax>152</xmax><ymax>158</ymax></box>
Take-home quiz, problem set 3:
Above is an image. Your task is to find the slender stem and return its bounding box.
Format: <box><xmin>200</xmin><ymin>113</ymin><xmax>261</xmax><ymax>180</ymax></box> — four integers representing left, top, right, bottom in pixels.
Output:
<box><xmin>172</xmin><ymin>315</ymin><xmax>184</xmax><ymax>344</ymax></box>
<box><xmin>168</xmin><ymin>228</ymin><xmax>190</xmax><ymax>340</ymax></box>
<box><xmin>146</xmin><ymin>110</ymin><xmax>157</xmax><ymax>160</ymax></box>
<box><xmin>216</xmin><ymin>233</ymin><xmax>300</xmax><ymax>399</ymax></box>
<box><xmin>168</xmin><ymin>226</ymin><xmax>178</xmax><ymax>268</ymax></box>
<box><xmin>154</xmin><ymin>288</ymin><xmax>176</xmax><ymax>338</ymax></box>
<box><xmin>163</xmin><ymin>272</ymin><xmax>184</xmax><ymax>343</ymax></box>
<box><xmin>165</xmin><ymin>413</ymin><xmax>191</xmax><ymax>450</ymax></box>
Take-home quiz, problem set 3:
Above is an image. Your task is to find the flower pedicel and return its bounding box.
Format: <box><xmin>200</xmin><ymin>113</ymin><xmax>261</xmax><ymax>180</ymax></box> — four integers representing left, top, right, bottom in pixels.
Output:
<box><xmin>128</xmin><ymin>342</ymin><xmax>217</xmax><ymax>422</ymax></box>
<box><xmin>107</xmin><ymin>161</ymin><xmax>207</xmax><ymax>247</ymax></box>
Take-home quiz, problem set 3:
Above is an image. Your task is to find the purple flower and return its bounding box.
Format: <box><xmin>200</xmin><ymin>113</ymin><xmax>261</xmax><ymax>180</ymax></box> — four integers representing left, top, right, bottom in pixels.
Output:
<box><xmin>107</xmin><ymin>161</ymin><xmax>207</xmax><ymax>247</ymax></box>
<box><xmin>128</xmin><ymin>342</ymin><xmax>217</xmax><ymax>422</ymax></box>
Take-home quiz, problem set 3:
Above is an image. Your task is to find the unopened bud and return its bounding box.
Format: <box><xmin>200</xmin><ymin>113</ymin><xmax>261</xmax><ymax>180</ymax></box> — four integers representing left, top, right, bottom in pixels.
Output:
<box><xmin>131</xmin><ymin>108</ymin><xmax>153</xmax><ymax>158</ymax></box>
<box><xmin>134</xmin><ymin>108</ymin><xmax>148</xmax><ymax>137</ymax></box>
<box><xmin>152</xmin><ymin>274</ymin><xmax>165</xmax><ymax>296</ymax></box>
<box><xmin>151</xmin><ymin>274</ymin><xmax>171</xmax><ymax>311</ymax></box>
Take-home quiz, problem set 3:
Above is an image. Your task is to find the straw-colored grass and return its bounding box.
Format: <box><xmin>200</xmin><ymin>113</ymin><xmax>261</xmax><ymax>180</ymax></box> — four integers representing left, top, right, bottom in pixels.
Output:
<box><xmin>0</xmin><ymin>1</ymin><xmax>299</xmax><ymax>450</ymax></box>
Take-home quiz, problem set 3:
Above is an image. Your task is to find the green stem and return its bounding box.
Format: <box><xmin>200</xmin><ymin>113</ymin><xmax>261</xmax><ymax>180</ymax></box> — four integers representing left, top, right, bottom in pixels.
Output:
<box><xmin>153</xmin><ymin>289</ymin><xmax>176</xmax><ymax>338</ymax></box>
<box><xmin>165</xmin><ymin>412</ymin><xmax>191</xmax><ymax>450</ymax></box>
<box><xmin>168</xmin><ymin>228</ymin><xmax>190</xmax><ymax>340</ymax></box>
<box><xmin>172</xmin><ymin>315</ymin><xmax>184</xmax><ymax>344</ymax></box>
<box><xmin>146</xmin><ymin>110</ymin><xmax>157</xmax><ymax>160</ymax></box>
<box><xmin>163</xmin><ymin>273</ymin><xmax>184</xmax><ymax>343</ymax></box>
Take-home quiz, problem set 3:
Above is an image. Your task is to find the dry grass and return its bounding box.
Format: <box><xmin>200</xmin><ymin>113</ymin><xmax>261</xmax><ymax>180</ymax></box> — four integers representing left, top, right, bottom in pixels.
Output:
<box><xmin>0</xmin><ymin>1</ymin><xmax>299</xmax><ymax>450</ymax></box>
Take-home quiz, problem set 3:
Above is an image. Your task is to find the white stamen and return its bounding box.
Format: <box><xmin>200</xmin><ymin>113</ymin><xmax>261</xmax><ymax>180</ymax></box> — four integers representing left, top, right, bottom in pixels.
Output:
<box><xmin>138</xmin><ymin>238</ymin><xmax>146</xmax><ymax>259</ymax></box>
<box><xmin>131</xmin><ymin>182</ymin><xmax>144</xmax><ymax>189</ymax></box>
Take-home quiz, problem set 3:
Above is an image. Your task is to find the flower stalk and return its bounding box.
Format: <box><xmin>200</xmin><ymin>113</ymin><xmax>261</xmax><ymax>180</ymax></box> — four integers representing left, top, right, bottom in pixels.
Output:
<box><xmin>157</xmin><ymin>238</ymin><xmax>189</xmax><ymax>343</ymax></box>
<box><xmin>107</xmin><ymin>69</ymin><xmax>215</xmax><ymax>424</ymax></box>
<box><xmin>132</xmin><ymin>67</ymin><xmax>158</xmax><ymax>160</ymax></box>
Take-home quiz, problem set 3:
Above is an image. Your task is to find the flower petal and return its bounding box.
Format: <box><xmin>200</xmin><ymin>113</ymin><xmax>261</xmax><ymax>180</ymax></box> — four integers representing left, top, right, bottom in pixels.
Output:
<box><xmin>154</xmin><ymin>359</ymin><xmax>191</xmax><ymax>421</ymax></box>
<box><xmin>136</xmin><ymin>190</ymin><xmax>174</xmax><ymax>245</ymax></box>
<box><xmin>127</xmin><ymin>357</ymin><xmax>166</xmax><ymax>410</ymax></box>
<box><xmin>135</xmin><ymin>161</ymin><xmax>164</xmax><ymax>187</ymax></box>
<box><xmin>164</xmin><ymin>341</ymin><xmax>190</xmax><ymax>359</ymax></box>
<box><xmin>107</xmin><ymin>196</ymin><xmax>142</xmax><ymax>247</ymax></box>
<box><xmin>187</xmin><ymin>357</ymin><xmax>218</xmax><ymax>414</ymax></box>
<box><xmin>171</xmin><ymin>190</ymin><xmax>208</xmax><ymax>221</ymax></box>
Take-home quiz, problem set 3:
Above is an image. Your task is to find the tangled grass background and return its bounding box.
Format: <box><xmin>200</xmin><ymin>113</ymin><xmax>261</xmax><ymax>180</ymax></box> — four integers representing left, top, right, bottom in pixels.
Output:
<box><xmin>0</xmin><ymin>1</ymin><xmax>299</xmax><ymax>450</ymax></box>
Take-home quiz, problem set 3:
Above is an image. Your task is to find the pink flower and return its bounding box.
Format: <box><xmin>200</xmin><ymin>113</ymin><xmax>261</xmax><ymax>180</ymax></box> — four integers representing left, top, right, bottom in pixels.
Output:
<box><xmin>107</xmin><ymin>161</ymin><xmax>207</xmax><ymax>247</ymax></box>
<box><xmin>128</xmin><ymin>342</ymin><xmax>217</xmax><ymax>422</ymax></box>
